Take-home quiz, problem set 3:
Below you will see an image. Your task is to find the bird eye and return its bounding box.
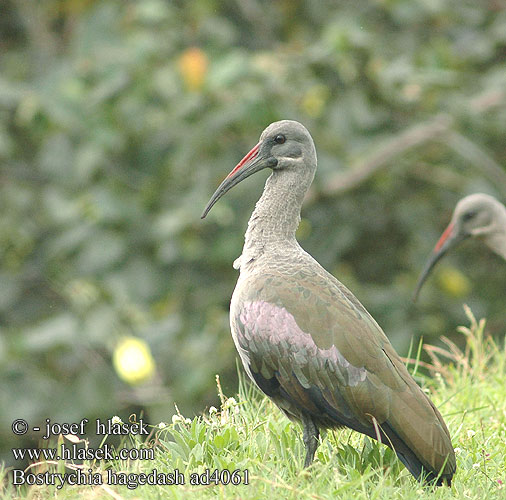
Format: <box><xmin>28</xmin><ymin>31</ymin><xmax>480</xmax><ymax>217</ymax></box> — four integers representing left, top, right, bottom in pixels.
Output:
<box><xmin>463</xmin><ymin>211</ymin><xmax>476</xmax><ymax>222</ymax></box>
<box><xmin>274</xmin><ymin>134</ymin><xmax>286</xmax><ymax>144</ymax></box>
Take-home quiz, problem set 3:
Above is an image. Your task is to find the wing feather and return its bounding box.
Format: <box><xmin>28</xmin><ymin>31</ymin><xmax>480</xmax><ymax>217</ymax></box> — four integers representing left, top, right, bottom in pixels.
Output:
<box><xmin>231</xmin><ymin>267</ymin><xmax>455</xmax><ymax>478</ymax></box>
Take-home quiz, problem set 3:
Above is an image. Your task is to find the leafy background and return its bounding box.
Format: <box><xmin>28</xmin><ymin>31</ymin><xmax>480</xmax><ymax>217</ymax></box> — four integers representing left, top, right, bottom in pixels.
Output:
<box><xmin>1</xmin><ymin>0</ymin><xmax>505</xmax><ymax>467</ymax></box>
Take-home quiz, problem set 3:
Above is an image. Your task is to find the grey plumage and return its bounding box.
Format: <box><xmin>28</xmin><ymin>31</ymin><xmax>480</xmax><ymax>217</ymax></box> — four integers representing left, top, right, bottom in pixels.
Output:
<box><xmin>202</xmin><ymin>120</ymin><xmax>456</xmax><ymax>485</ymax></box>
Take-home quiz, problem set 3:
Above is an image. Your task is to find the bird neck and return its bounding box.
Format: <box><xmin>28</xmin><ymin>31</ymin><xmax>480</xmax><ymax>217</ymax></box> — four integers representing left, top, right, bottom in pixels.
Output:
<box><xmin>241</xmin><ymin>168</ymin><xmax>314</xmax><ymax>262</ymax></box>
<box><xmin>487</xmin><ymin>205</ymin><xmax>506</xmax><ymax>260</ymax></box>
<box><xmin>487</xmin><ymin>231</ymin><xmax>506</xmax><ymax>260</ymax></box>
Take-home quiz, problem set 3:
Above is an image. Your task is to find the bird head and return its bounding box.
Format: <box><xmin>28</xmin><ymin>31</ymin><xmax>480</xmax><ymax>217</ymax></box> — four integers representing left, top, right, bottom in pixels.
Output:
<box><xmin>413</xmin><ymin>193</ymin><xmax>502</xmax><ymax>301</ymax></box>
<box><xmin>201</xmin><ymin>120</ymin><xmax>316</xmax><ymax>218</ymax></box>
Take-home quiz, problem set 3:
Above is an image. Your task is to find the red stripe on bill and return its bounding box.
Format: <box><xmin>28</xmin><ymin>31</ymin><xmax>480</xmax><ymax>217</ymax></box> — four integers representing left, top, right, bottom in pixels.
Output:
<box><xmin>434</xmin><ymin>222</ymin><xmax>454</xmax><ymax>252</ymax></box>
<box><xmin>226</xmin><ymin>143</ymin><xmax>260</xmax><ymax>179</ymax></box>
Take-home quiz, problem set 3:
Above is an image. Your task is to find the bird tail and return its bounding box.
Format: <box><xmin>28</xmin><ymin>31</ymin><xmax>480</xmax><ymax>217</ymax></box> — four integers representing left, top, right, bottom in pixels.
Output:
<box><xmin>380</xmin><ymin>421</ymin><xmax>453</xmax><ymax>486</ymax></box>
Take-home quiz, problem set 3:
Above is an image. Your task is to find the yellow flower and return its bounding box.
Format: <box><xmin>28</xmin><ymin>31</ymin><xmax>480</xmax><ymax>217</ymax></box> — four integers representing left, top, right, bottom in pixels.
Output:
<box><xmin>113</xmin><ymin>336</ymin><xmax>155</xmax><ymax>385</ymax></box>
<box><xmin>178</xmin><ymin>47</ymin><xmax>208</xmax><ymax>91</ymax></box>
<box><xmin>437</xmin><ymin>267</ymin><xmax>471</xmax><ymax>297</ymax></box>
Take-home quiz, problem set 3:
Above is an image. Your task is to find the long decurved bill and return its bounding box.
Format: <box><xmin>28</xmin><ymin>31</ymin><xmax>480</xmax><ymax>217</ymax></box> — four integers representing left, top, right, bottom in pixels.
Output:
<box><xmin>412</xmin><ymin>222</ymin><xmax>465</xmax><ymax>302</ymax></box>
<box><xmin>201</xmin><ymin>142</ymin><xmax>276</xmax><ymax>219</ymax></box>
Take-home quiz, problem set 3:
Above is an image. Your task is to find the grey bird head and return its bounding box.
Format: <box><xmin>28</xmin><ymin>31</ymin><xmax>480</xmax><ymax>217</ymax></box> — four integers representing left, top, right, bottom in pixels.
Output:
<box><xmin>413</xmin><ymin>193</ymin><xmax>506</xmax><ymax>301</ymax></box>
<box><xmin>201</xmin><ymin>120</ymin><xmax>317</xmax><ymax>219</ymax></box>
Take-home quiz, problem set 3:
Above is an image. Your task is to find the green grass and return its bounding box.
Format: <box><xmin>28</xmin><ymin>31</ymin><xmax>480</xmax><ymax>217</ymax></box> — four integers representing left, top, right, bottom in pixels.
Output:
<box><xmin>2</xmin><ymin>307</ymin><xmax>505</xmax><ymax>499</ymax></box>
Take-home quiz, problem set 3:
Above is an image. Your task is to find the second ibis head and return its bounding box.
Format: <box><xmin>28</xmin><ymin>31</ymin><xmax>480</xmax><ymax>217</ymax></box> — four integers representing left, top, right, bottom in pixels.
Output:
<box><xmin>414</xmin><ymin>193</ymin><xmax>506</xmax><ymax>301</ymax></box>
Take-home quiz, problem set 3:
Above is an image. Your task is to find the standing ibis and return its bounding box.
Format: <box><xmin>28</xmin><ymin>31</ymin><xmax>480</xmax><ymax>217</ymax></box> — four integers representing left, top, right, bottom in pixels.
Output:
<box><xmin>202</xmin><ymin>120</ymin><xmax>455</xmax><ymax>485</ymax></box>
<box><xmin>413</xmin><ymin>193</ymin><xmax>506</xmax><ymax>301</ymax></box>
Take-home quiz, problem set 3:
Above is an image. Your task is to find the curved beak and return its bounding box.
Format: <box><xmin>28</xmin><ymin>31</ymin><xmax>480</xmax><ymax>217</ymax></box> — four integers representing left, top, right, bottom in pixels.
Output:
<box><xmin>412</xmin><ymin>222</ymin><xmax>466</xmax><ymax>302</ymax></box>
<box><xmin>201</xmin><ymin>142</ymin><xmax>277</xmax><ymax>219</ymax></box>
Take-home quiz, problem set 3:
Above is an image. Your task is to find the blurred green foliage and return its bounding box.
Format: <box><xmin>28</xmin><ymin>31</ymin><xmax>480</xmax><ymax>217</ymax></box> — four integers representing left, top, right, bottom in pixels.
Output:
<box><xmin>1</xmin><ymin>0</ymin><xmax>505</xmax><ymax>466</ymax></box>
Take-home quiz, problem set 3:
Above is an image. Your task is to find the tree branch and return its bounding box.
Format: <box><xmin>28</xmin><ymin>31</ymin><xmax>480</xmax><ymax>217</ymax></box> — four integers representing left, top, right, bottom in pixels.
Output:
<box><xmin>306</xmin><ymin>88</ymin><xmax>505</xmax><ymax>203</ymax></box>
<box><xmin>319</xmin><ymin>114</ymin><xmax>452</xmax><ymax>198</ymax></box>
<box><xmin>443</xmin><ymin>131</ymin><xmax>506</xmax><ymax>191</ymax></box>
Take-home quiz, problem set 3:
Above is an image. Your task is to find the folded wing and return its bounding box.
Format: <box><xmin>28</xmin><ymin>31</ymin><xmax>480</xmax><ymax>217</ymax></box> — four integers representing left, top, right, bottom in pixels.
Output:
<box><xmin>232</xmin><ymin>269</ymin><xmax>455</xmax><ymax>483</ymax></box>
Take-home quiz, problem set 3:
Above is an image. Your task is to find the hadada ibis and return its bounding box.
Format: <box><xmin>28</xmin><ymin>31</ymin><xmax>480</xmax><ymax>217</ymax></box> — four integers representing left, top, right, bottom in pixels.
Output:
<box><xmin>413</xmin><ymin>193</ymin><xmax>506</xmax><ymax>301</ymax></box>
<box><xmin>202</xmin><ymin>120</ymin><xmax>456</xmax><ymax>485</ymax></box>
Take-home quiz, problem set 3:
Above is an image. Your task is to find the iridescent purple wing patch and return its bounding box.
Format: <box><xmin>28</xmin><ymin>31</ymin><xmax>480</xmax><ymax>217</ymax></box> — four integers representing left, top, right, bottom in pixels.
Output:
<box><xmin>238</xmin><ymin>300</ymin><xmax>366</xmax><ymax>387</ymax></box>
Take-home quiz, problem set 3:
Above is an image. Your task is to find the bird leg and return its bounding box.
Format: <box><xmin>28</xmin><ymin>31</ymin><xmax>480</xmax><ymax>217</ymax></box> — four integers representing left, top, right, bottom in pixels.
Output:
<box><xmin>301</xmin><ymin>414</ymin><xmax>319</xmax><ymax>468</ymax></box>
